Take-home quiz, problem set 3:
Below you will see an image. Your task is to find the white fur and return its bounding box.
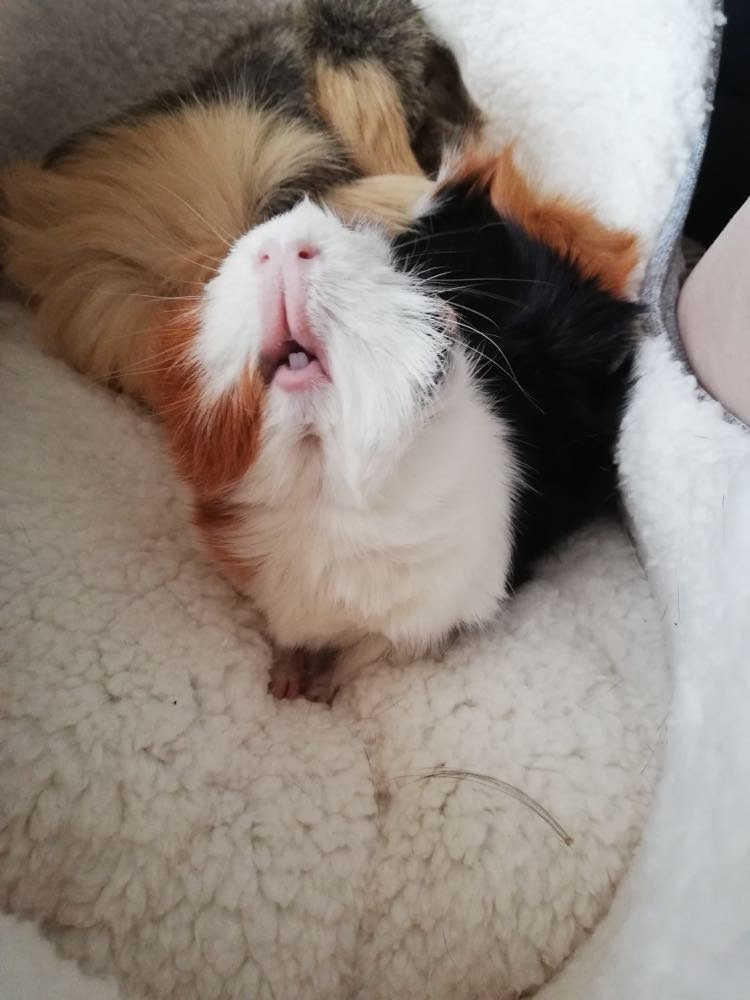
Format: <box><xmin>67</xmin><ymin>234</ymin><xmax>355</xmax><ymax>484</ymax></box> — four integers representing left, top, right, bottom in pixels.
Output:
<box><xmin>197</xmin><ymin>199</ymin><xmax>517</xmax><ymax>654</ymax></box>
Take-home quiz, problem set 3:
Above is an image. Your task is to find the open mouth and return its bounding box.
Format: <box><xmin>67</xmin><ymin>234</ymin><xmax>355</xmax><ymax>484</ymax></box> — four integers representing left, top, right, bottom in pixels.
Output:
<box><xmin>260</xmin><ymin>339</ymin><xmax>329</xmax><ymax>392</ymax></box>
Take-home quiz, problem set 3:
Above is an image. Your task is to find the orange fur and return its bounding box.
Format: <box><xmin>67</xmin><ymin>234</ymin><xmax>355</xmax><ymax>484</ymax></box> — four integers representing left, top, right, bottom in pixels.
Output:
<box><xmin>313</xmin><ymin>59</ymin><xmax>423</xmax><ymax>177</ymax></box>
<box><xmin>324</xmin><ymin>174</ymin><xmax>435</xmax><ymax>234</ymax></box>
<box><xmin>149</xmin><ymin>308</ymin><xmax>265</xmax><ymax>501</ymax></box>
<box><xmin>0</xmin><ymin>104</ymin><xmax>343</xmax><ymax>401</ymax></box>
<box><xmin>446</xmin><ymin>148</ymin><xmax>639</xmax><ymax>297</ymax></box>
<box><xmin>0</xmin><ymin>98</ymin><xmax>432</xmax><ymax>404</ymax></box>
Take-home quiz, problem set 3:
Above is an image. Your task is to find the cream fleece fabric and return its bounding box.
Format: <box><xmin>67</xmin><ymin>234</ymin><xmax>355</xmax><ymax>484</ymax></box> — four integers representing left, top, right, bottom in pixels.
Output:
<box><xmin>539</xmin><ymin>332</ymin><xmax>750</xmax><ymax>1000</ymax></box>
<box><xmin>0</xmin><ymin>1</ymin><xmax>720</xmax><ymax>998</ymax></box>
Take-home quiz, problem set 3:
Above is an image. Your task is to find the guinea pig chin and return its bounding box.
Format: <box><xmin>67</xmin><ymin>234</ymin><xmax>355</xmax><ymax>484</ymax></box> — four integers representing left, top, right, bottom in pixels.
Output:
<box><xmin>193</xmin><ymin>199</ymin><xmax>450</xmax><ymax>489</ymax></box>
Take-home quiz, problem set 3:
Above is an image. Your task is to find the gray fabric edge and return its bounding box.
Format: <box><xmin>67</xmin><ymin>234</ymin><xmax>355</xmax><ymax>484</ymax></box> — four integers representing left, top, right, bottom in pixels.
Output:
<box><xmin>640</xmin><ymin>7</ymin><xmax>722</xmax><ymax>321</ymax></box>
<box><xmin>639</xmin><ymin>4</ymin><xmax>748</xmax><ymax>435</ymax></box>
<box><xmin>619</xmin><ymin>5</ymin><xmax>727</xmax><ymax>554</ymax></box>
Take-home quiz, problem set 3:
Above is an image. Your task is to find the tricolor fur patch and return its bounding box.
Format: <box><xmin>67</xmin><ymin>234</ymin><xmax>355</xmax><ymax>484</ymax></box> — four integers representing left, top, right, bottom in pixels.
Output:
<box><xmin>441</xmin><ymin>147</ymin><xmax>639</xmax><ymax>297</ymax></box>
<box><xmin>0</xmin><ymin>0</ymin><xmax>480</xmax><ymax>403</ymax></box>
<box><xmin>394</xmin><ymin>147</ymin><xmax>640</xmax><ymax>586</ymax></box>
<box><xmin>1</xmin><ymin>106</ymin><xmax>344</xmax><ymax>401</ymax></box>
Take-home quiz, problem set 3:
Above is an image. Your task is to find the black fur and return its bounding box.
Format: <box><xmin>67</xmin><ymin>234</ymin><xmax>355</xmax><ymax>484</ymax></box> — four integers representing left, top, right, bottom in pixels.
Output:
<box><xmin>393</xmin><ymin>184</ymin><xmax>639</xmax><ymax>588</ymax></box>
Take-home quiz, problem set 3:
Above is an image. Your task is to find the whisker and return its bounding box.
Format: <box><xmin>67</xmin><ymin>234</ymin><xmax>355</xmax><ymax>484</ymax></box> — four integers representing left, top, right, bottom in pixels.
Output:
<box><xmin>428</xmin><ymin>274</ymin><xmax>556</xmax><ymax>290</ymax></box>
<box><xmin>438</xmin><ymin>288</ymin><xmax>524</xmax><ymax>311</ymax></box>
<box><xmin>149</xmin><ymin>181</ymin><xmax>234</xmax><ymax>250</ymax></box>
<box><xmin>395</xmin><ymin>218</ymin><xmax>513</xmax><ymax>251</ymax></box>
<box><xmin>447</xmin><ymin>312</ymin><xmax>543</xmax><ymax>413</ymax></box>
<box><xmin>71</xmin><ymin>286</ymin><xmax>203</xmax><ymax>306</ymax></box>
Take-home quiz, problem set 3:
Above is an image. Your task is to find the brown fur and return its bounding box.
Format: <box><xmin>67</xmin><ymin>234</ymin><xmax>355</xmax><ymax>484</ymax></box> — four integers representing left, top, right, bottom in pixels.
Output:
<box><xmin>193</xmin><ymin>497</ymin><xmax>256</xmax><ymax>590</ymax></box>
<box><xmin>447</xmin><ymin>148</ymin><xmax>639</xmax><ymax>297</ymax></box>
<box><xmin>1</xmin><ymin>105</ymin><xmax>345</xmax><ymax>400</ymax></box>
<box><xmin>156</xmin><ymin>308</ymin><xmax>264</xmax><ymax>590</ymax></box>
<box><xmin>0</xmin><ymin>0</ymin><xmax>483</xmax><ymax>406</ymax></box>
<box><xmin>313</xmin><ymin>59</ymin><xmax>423</xmax><ymax>176</ymax></box>
<box><xmin>144</xmin><ymin>305</ymin><xmax>263</xmax><ymax>588</ymax></box>
<box><xmin>324</xmin><ymin>174</ymin><xmax>435</xmax><ymax>234</ymax></box>
<box><xmin>149</xmin><ymin>307</ymin><xmax>265</xmax><ymax>500</ymax></box>
<box><xmin>1</xmin><ymin>95</ymin><xmax>435</xmax><ymax>404</ymax></box>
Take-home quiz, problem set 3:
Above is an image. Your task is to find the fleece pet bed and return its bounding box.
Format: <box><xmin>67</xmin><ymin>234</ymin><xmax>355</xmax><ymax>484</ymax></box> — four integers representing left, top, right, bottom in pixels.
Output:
<box><xmin>0</xmin><ymin>1</ymin><xmax>723</xmax><ymax>998</ymax></box>
<box><xmin>537</xmin><ymin>181</ymin><xmax>750</xmax><ymax>1000</ymax></box>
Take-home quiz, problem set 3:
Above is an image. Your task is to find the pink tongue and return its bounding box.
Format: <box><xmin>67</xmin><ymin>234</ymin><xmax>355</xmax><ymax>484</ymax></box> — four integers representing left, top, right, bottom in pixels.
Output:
<box><xmin>288</xmin><ymin>351</ymin><xmax>310</xmax><ymax>371</ymax></box>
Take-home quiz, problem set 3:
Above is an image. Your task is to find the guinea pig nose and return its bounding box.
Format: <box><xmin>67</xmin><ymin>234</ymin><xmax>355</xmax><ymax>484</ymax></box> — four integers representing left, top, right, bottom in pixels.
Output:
<box><xmin>295</xmin><ymin>242</ymin><xmax>320</xmax><ymax>261</ymax></box>
<box><xmin>257</xmin><ymin>239</ymin><xmax>280</xmax><ymax>266</ymax></box>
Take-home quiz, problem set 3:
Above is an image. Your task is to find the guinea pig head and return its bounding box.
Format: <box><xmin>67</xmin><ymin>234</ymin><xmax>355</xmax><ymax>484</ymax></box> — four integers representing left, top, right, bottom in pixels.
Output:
<box><xmin>162</xmin><ymin>198</ymin><xmax>449</xmax><ymax>503</ymax></box>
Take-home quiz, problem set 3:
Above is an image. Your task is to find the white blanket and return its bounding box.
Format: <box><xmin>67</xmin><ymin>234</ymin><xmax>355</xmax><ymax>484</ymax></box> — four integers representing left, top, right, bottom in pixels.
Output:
<box><xmin>0</xmin><ymin>1</ymin><xmax>721</xmax><ymax>998</ymax></box>
<box><xmin>539</xmin><ymin>318</ymin><xmax>750</xmax><ymax>1000</ymax></box>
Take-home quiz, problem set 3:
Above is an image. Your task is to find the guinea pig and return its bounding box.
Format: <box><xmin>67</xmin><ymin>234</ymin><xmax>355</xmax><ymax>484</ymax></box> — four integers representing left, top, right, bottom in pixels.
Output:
<box><xmin>0</xmin><ymin>0</ymin><xmax>480</xmax><ymax>400</ymax></box>
<box><xmin>144</xmin><ymin>148</ymin><xmax>639</xmax><ymax>700</ymax></box>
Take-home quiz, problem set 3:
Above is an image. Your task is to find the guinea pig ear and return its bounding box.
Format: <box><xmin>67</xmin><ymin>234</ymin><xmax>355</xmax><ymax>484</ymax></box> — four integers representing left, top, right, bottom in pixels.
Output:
<box><xmin>444</xmin><ymin>147</ymin><xmax>639</xmax><ymax>298</ymax></box>
<box><xmin>440</xmin><ymin>301</ymin><xmax>459</xmax><ymax>341</ymax></box>
<box><xmin>413</xmin><ymin>39</ymin><xmax>485</xmax><ymax>175</ymax></box>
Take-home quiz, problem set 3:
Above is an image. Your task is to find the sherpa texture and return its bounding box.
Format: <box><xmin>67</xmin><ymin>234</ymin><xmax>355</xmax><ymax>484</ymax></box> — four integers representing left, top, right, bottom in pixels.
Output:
<box><xmin>0</xmin><ymin>300</ymin><xmax>665</xmax><ymax>998</ymax></box>
<box><xmin>535</xmin><ymin>85</ymin><xmax>750</xmax><ymax>992</ymax></box>
<box><xmin>0</xmin><ymin>1</ymin><xmax>719</xmax><ymax>999</ymax></box>
<box><xmin>539</xmin><ymin>329</ymin><xmax>750</xmax><ymax>1000</ymax></box>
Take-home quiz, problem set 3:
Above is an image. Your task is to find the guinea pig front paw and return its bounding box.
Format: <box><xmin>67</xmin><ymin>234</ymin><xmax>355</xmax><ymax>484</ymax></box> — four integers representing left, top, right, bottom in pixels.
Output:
<box><xmin>302</xmin><ymin>664</ymin><xmax>340</xmax><ymax>706</ymax></box>
<box><xmin>267</xmin><ymin>647</ymin><xmax>338</xmax><ymax>703</ymax></box>
<box><xmin>267</xmin><ymin>648</ymin><xmax>306</xmax><ymax>700</ymax></box>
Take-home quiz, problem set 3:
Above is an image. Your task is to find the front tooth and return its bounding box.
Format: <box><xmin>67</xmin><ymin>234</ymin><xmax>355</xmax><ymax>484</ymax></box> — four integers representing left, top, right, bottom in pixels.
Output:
<box><xmin>288</xmin><ymin>351</ymin><xmax>309</xmax><ymax>371</ymax></box>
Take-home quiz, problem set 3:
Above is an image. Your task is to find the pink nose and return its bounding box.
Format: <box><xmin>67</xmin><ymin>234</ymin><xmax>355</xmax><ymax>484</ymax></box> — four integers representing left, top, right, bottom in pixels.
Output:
<box><xmin>256</xmin><ymin>238</ymin><xmax>319</xmax><ymax>349</ymax></box>
<box><xmin>257</xmin><ymin>240</ymin><xmax>320</xmax><ymax>266</ymax></box>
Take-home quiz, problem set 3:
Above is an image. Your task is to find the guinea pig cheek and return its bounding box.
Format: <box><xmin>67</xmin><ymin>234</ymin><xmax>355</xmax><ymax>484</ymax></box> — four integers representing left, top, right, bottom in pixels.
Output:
<box><xmin>152</xmin><ymin>306</ymin><xmax>268</xmax><ymax>501</ymax></box>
